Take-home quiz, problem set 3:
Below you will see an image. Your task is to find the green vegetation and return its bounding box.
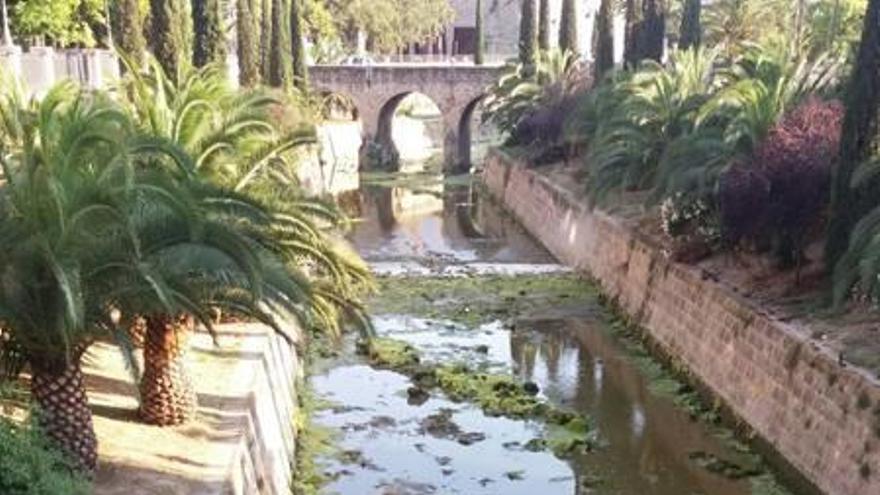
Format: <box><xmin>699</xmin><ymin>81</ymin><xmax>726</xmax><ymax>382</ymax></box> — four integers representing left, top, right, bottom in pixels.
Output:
<box><xmin>0</xmin><ymin>7</ymin><xmax>372</xmax><ymax>470</ymax></box>
<box><xmin>268</xmin><ymin>0</ymin><xmax>289</xmax><ymax>87</ymax></box>
<box><xmin>483</xmin><ymin>49</ymin><xmax>587</xmax><ymax>164</ymax></box>
<box><xmin>828</xmin><ymin>0</ymin><xmax>880</xmax><ymax>294</ymax></box>
<box><xmin>369</xmin><ymin>274</ymin><xmax>596</xmax><ymax>326</ymax></box>
<box><xmin>0</xmin><ymin>418</ymin><xmax>91</xmax><ymax>495</ymax></box>
<box><xmin>593</xmin><ymin>297</ymin><xmax>795</xmax><ymax>493</ymax></box>
<box><xmin>518</xmin><ymin>0</ymin><xmax>538</xmax><ymax>77</ymax></box>
<box><xmin>360</xmin><ymin>337</ymin><xmax>596</xmax><ymax>459</ymax></box>
<box><xmin>474</xmin><ymin>0</ymin><xmax>485</xmax><ymax>65</ymax></box>
<box><xmin>149</xmin><ymin>0</ymin><xmax>186</xmax><ymax>79</ymax></box>
<box><xmin>360</xmin><ymin>337</ymin><xmax>421</xmax><ymax>370</ymax></box>
<box><xmin>679</xmin><ymin>0</ymin><xmax>702</xmax><ymax>49</ymax></box>
<box><xmin>10</xmin><ymin>0</ymin><xmax>106</xmax><ymax>47</ymax></box>
<box><xmin>110</xmin><ymin>0</ymin><xmax>146</xmax><ymax>68</ymax></box>
<box><xmin>291</xmin><ymin>378</ymin><xmax>337</xmax><ymax>495</ymax></box>
<box><xmin>236</xmin><ymin>0</ymin><xmax>260</xmax><ymax>86</ymax></box>
<box><xmin>290</xmin><ymin>0</ymin><xmax>308</xmax><ymax>89</ymax></box>
<box><xmin>558</xmin><ymin>0</ymin><xmax>578</xmax><ymax>54</ymax></box>
<box><xmin>538</xmin><ymin>0</ymin><xmax>550</xmax><ymax>51</ymax></box>
<box><xmin>260</xmin><ymin>0</ymin><xmax>273</xmax><ymax>81</ymax></box>
<box><xmin>592</xmin><ymin>0</ymin><xmax>614</xmax><ymax>79</ymax></box>
<box><xmin>192</xmin><ymin>0</ymin><xmax>225</xmax><ymax>68</ymax></box>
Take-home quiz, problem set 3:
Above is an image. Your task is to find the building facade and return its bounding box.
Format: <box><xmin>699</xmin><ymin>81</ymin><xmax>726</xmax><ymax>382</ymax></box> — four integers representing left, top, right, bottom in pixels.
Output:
<box><xmin>406</xmin><ymin>0</ymin><xmax>610</xmax><ymax>59</ymax></box>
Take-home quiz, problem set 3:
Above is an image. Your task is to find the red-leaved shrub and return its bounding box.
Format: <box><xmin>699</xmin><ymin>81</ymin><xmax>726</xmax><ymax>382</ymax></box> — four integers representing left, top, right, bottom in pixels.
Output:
<box><xmin>719</xmin><ymin>98</ymin><xmax>844</xmax><ymax>267</ymax></box>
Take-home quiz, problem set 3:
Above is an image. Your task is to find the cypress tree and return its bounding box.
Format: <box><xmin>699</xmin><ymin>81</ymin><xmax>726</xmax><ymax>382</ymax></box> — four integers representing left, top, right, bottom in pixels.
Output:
<box><xmin>623</xmin><ymin>0</ymin><xmax>639</xmax><ymax>67</ymax></box>
<box><xmin>475</xmin><ymin>0</ymin><xmax>485</xmax><ymax>65</ymax></box>
<box><xmin>638</xmin><ymin>0</ymin><xmax>665</xmax><ymax>62</ymax></box>
<box><xmin>237</xmin><ymin>0</ymin><xmax>260</xmax><ymax>86</ymax></box>
<box><xmin>559</xmin><ymin>0</ymin><xmax>578</xmax><ymax>54</ymax></box>
<box><xmin>827</xmin><ymin>0</ymin><xmax>880</xmax><ymax>267</ymax></box>
<box><xmin>538</xmin><ymin>0</ymin><xmax>551</xmax><ymax>51</ymax></box>
<box><xmin>150</xmin><ymin>0</ymin><xmax>185</xmax><ymax>79</ymax></box>
<box><xmin>592</xmin><ymin>0</ymin><xmax>614</xmax><ymax>80</ymax></box>
<box><xmin>290</xmin><ymin>0</ymin><xmax>308</xmax><ymax>89</ymax></box>
<box><xmin>519</xmin><ymin>0</ymin><xmax>538</xmax><ymax>76</ymax></box>
<box><xmin>111</xmin><ymin>0</ymin><xmax>146</xmax><ymax>69</ymax></box>
<box><xmin>192</xmin><ymin>0</ymin><xmax>226</xmax><ymax>68</ymax></box>
<box><xmin>268</xmin><ymin>0</ymin><xmax>289</xmax><ymax>86</ymax></box>
<box><xmin>678</xmin><ymin>0</ymin><xmax>701</xmax><ymax>50</ymax></box>
<box><xmin>260</xmin><ymin>0</ymin><xmax>272</xmax><ymax>81</ymax></box>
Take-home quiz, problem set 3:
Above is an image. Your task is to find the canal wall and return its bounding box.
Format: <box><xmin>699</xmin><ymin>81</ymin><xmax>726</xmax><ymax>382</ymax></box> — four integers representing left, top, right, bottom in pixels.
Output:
<box><xmin>92</xmin><ymin>322</ymin><xmax>302</xmax><ymax>495</ymax></box>
<box><xmin>482</xmin><ymin>149</ymin><xmax>880</xmax><ymax>495</ymax></box>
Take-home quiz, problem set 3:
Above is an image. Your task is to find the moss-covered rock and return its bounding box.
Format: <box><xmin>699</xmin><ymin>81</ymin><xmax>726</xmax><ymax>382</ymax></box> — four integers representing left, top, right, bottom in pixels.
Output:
<box><xmin>360</xmin><ymin>337</ymin><xmax>596</xmax><ymax>459</ymax></box>
<box><xmin>369</xmin><ymin>274</ymin><xmax>597</xmax><ymax>326</ymax></box>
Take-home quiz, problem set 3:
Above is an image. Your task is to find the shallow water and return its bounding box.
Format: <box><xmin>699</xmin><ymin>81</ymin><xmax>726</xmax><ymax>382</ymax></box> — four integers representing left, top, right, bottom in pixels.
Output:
<box><xmin>310</xmin><ymin>172</ymin><xmax>790</xmax><ymax>495</ymax></box>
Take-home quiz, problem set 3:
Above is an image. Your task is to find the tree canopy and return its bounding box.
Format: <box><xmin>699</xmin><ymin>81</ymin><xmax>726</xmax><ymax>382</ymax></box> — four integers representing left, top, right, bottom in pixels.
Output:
<box><xmin>9</xmin><ymin>0</ymin><xmax>106</xmax><ymax>47</ymax></box>
<box><xmin>307</xmin><ymin>0</ymin><xmax>453</xmax><ymax>54</ymax></box>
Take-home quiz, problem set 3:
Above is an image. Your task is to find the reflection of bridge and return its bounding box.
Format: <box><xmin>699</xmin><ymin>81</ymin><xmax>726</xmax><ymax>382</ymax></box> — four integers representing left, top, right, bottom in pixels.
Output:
<box><xmin>310</xmin><ymin>64</ymin><xmax>504</xmax><ymax>172</ymax></box>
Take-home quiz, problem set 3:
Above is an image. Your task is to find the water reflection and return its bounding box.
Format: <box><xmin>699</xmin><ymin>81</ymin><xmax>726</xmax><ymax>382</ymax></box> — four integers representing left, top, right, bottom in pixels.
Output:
<box><xmin>343</xmin><ymin>177</ymin><xmax>555</xmax><ymax>264</ymax></box>
<box><xmin>310</xmin><ymin>167</ymin><xmax>783</xmax><ymax>495</ymax></box>
<box><xmin>510</xmin><ymin>318</ymin><xmax>759</xmax><ymax>495</ymax></box>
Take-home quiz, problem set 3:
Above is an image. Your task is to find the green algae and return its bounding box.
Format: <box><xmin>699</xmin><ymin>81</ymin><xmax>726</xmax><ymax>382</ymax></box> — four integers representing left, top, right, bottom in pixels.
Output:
<box><xmin>435</xmin><ymin>365</ymin><xmax>546</xmax><ymax>418</ymax></box>
<box><xmin>369</xmin><ymin>274</ymin><xmax>597</xmax><ymax>326</ymax></box>
<box><xmin>359</xmin><ymin>337</ymin><xmax>421</xmax><ymax>371</ymax></box>
<box><xmin>291</xmin><ymin>378</ymin><xmax>338</xmax><ymax>495</ymax></box>
<box><xmin>595</xmin><ymin>296</ymin><xmax>796</xmax><ymax>495</ymax></box>
<box><xmin>357</xmin><ymin>337</ymin><xmax>597</xmax><ymax>460</ymax></box>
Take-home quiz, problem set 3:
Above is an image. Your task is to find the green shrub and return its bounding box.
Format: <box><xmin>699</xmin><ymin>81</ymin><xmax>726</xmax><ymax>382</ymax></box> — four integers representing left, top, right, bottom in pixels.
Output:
<box><xmin>0</xmin><ymin>418</ymin><xmax>91</xmax><ymax>495</ymax></box>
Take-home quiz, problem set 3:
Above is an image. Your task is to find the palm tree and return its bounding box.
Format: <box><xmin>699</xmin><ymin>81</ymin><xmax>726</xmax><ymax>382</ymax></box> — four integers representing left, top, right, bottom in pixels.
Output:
<box><xmin>0</xmin><ymin>82</ymin><xmax>208</xmax><ymax>471</ymax></box>
<box><xmin>112</xmin><ymin>176</ymin><xmax>326</xmax><ymax>426</ymax></box>
<box><xmin>116</xmin><ymin>60</ymin><xmax>373</xmax><ymax>424</ymax></box>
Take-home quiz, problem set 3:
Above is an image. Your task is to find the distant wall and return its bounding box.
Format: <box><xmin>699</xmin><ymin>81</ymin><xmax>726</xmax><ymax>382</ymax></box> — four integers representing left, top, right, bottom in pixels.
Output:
<box><xmin>0</xmin><ymin>46</ymin><xmax>119</xmax><ymax>97</ymax></box>
<box><xmin>483</xmin><ymin>150</ymin><xmax>880</xmax><ymax>495</ymax></box>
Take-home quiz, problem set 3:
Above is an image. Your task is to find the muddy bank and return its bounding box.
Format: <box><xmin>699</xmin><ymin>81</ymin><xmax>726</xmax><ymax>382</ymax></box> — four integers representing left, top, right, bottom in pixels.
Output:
<box><xmin>482</xmin><ymin>149</ymin><xmax>880</xmax><ymax>495</ymax></box>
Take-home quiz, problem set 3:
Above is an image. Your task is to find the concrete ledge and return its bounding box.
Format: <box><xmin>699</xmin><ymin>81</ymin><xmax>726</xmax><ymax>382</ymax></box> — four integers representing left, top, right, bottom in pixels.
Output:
<box><xmin>88</xmin><ymin>323</ymin><xmax>301</xmax><ymax>495</ymax></box>
<box><xmin>482</xmin><ymin>149</ymin><xmax>880</xmax><ymax>495</ymax></box>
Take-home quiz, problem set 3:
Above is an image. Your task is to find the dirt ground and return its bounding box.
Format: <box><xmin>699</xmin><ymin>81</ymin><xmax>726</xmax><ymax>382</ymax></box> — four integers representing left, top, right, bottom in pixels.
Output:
<box><xmin>540</xmin><ymin>163</ymin><xmax>880</xmax><ymax>379</ymax></box>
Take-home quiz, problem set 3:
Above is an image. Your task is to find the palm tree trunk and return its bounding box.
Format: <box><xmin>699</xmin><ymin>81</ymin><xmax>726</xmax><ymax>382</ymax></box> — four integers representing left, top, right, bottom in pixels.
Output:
<box><xmin>138</xmin><ymin>314</ymin><xmax>197</xmax><ymax>426</ymax></box>
<box><xmin>30</xmin><ymin>350</ymin><xmax>98</xmax><ymax>475</ymax></box>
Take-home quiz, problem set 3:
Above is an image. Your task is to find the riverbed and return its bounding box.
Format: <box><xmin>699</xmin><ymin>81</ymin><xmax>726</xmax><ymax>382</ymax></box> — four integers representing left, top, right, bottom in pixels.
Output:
<box><xmin>306</xmin><ymin>171</ymin><xmax>794</xmax><ymax>495</ymax></box>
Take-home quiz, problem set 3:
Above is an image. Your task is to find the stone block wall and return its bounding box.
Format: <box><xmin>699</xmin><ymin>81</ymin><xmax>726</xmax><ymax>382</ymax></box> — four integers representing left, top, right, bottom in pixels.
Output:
<box><xmin>483</xmin><ymin>150</ymin><xmax>880</xmax><ymax>495</ymax></box>
<box><xmin>91</xmin><ymin>323</ymin><xmax>301</xmax><ymax>495</ymax></box>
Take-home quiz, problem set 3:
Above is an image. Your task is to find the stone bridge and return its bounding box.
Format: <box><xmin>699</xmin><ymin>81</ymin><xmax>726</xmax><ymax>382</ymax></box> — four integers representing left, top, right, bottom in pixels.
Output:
<box><xmin>310</xmin><ymin>64</ymin><xmax>504</xmax><ymax>172</ymax></box>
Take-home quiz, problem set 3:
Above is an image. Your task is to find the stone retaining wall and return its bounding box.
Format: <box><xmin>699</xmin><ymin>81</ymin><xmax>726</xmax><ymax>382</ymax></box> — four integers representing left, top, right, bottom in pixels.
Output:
<box><xmin>91</xmin><ymin>323</ymin><xmax>301</xmax><ymax>495</ymax></box>
<box><xmin>482</xmin><ymin>149</ymin><xmax>880</xmax><ymax>495</ymax></box>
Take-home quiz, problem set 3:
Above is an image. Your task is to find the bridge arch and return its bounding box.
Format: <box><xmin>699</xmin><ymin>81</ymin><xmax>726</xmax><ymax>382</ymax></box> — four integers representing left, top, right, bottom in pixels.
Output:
<box><xmin>456</xmin><ymin>96</ymin><xmax>486</xmax><ymax>173</ymax></box>
<box><xmin>310</xmin><ymin>64</ymin><xmax>504</xmax><ymax>173</ymax></box>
